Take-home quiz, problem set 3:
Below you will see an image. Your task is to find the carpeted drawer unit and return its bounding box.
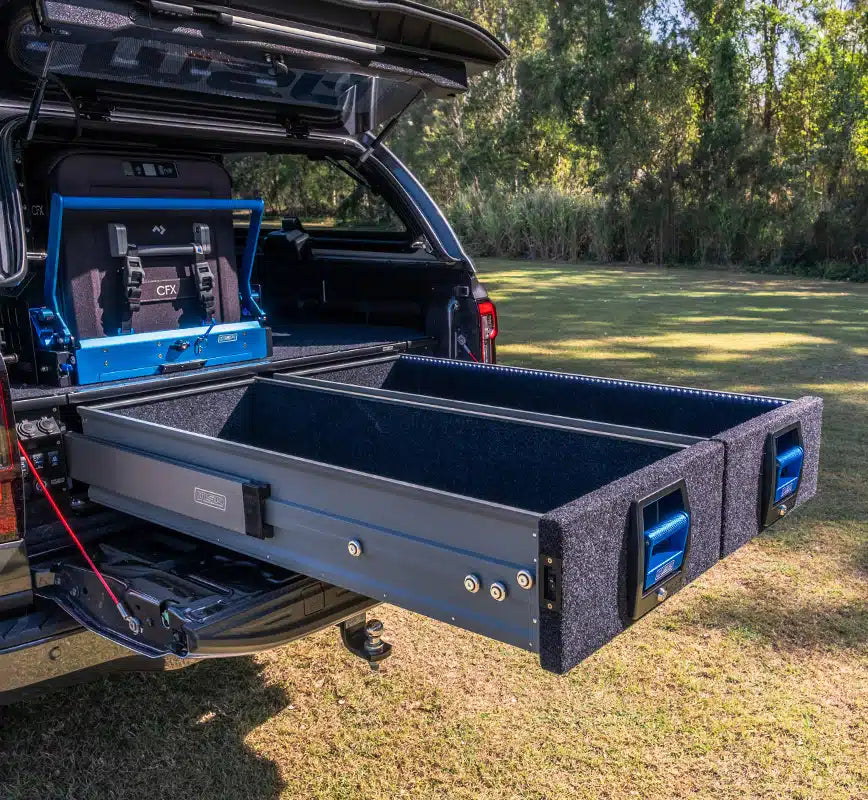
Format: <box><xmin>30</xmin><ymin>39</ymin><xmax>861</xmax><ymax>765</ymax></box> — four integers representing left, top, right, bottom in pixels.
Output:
<box><xmin>293</xmin><ymin>355</ymin><xmax>823</xmax><ymax>558</ymax></box>
<box><xmin>67</xmin><ymin>375</ymin><xmax>727</xmax><ymax>673</ymax></box>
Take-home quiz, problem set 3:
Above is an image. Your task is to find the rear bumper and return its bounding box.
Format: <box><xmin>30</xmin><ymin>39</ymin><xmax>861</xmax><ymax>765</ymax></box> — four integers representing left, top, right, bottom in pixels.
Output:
<box><xmin>0</xmin><ymin>625</ymin><xmax>186</xmax><ymax>705</ymax></box>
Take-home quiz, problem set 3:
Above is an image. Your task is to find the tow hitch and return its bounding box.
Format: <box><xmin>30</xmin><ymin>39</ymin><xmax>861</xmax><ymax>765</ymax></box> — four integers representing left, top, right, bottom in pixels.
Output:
<box><xmin>340</xmin><ymin>614</ymin><xmax>392</xmax><ymax>671</ymax></box>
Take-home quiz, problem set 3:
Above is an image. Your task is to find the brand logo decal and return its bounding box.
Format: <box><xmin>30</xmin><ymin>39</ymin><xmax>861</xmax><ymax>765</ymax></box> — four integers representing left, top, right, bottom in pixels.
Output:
<box><xmin>217</xmin><ymin>333</ymin><xmax>238</xmax><ymax>344</ymax></box>
<box><xmin>156</xmin><ymin>283</ymin><xmax>178</xmax><ymax>297</ymax></box>
<box><xmin>194</xmin><ymin>487</ymin><xmax>227</xmax><ymax>512</ymax></box>
<box><xmin>152</xmin><ymin>224</ymin><xmax>167</xmax><ymax>235</ymax></box>
<box><xmin>654</xmin><ymin>561</ymin><xmax>676</xmax><ymax>582</ymax></box>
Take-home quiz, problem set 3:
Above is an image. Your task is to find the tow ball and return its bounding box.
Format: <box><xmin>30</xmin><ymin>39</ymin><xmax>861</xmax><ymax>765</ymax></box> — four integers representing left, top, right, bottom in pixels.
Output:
<box><xmin>339</xmin><ymin>614</ymin><xmax>392</xmax><ymax>671</ymax></box>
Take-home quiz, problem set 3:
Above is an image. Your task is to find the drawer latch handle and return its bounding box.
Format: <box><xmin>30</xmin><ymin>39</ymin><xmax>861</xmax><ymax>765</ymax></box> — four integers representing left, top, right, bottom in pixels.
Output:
<box><xmin>629</xmin><ymin>480</ymin><xmax>692</xmax><ymax>621</ymax></box>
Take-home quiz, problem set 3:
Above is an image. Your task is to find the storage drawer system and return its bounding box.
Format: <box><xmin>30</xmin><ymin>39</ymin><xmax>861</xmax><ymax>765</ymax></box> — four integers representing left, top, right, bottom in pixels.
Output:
<box><xmin>65</xmin><ymin>357</ymin><xmax>821</xmax><ymax>674</ymax></box>
<box><xmin>293</xmin><ymin>355</ymin><xmax>823</xmax><ymax>555</ymax></box>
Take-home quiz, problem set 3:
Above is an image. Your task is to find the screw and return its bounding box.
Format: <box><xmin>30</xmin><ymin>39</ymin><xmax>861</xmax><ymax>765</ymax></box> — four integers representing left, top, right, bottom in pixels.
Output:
<box><xmin>546</xmin><ymin>602</ymin><xmax>554</xmax><ymax>610</ymax></box>
<box><xmin>347</xmin><ymin>539</ymin><xmax>363</xmax><ymax>557</ymax></box>
<box><xmin>777</xmin><ymin>505</ymin><xmax>787</xmax><ymax>517</ymax></box>
<box><xmin>489</xmin><ymin>581</ymin><xmax>507</xmax><ymax>602</ymax></box>
<box><xmin>656</xmin><ymin>586</ymin><xmax>668</xmax><ymax>603</ymax></box>
<box><xmin>463</xmin><ymin>574</ymin><xmax>481</xmax><ymax>593</ymax></box>
<box><xmin>516</xmin><ymin>569</ymin><xmax>535</xmax><ymax>590</ymax></box>
<box><xmin>546</xmin><ymin>557</ymin><xmax>553</xmax><ymax>565</ymax></box>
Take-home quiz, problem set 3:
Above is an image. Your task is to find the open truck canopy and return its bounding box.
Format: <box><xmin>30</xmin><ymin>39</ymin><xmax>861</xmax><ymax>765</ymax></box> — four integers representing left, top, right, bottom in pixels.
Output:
<box><xmin>4</xmin><ymin>0</ymin><xmax>508</xmax><ymax>133</ymax></box>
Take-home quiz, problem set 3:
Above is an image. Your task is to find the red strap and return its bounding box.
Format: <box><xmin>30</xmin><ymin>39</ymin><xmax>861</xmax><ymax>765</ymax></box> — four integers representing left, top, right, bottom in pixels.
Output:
<box><xmin>18</xmin><ymin>441</ymin><xmax>120</xmax><ymax>606</ymax></box>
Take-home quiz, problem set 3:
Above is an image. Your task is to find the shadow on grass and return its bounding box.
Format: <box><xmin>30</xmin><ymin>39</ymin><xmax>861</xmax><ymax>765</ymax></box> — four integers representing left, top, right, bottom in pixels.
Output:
<box><xmin>0</xmin><ymin>657</ymin><xmax>287</xmax><ymax>800</ymax></box>
<box><xmin>669</xmin><ymin>593</ymin><xmax>868</xmax><ymax>653</ymax></box>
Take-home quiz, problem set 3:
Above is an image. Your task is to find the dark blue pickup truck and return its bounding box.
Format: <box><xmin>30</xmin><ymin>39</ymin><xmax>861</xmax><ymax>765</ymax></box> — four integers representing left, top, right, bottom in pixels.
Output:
<box><xmin>0</xmin><ymin>0</ymin><xmax>821</xmax><ymax>702</ymax></box>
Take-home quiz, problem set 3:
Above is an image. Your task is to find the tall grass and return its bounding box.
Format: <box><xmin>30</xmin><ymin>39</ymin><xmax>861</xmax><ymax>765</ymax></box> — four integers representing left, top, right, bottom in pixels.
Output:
<box><xmin>445</xmin><ymin>185</ymin><xmax>868</xmax><ymax>281</ymax></box>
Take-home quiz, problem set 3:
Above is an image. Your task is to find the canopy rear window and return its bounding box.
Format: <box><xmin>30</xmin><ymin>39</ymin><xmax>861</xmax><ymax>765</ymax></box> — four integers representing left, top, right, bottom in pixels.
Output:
<box><xmin>7</xmin><ymin>0</ymin><xmax>507</xmax><ymax>133</ymax></box>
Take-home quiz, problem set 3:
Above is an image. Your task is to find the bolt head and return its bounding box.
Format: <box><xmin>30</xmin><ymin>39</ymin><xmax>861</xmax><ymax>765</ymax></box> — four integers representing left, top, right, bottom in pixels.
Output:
<box><xmin>516</xmin><ymin>569</ymin><xmax>535</xmax><ymax>590</ymax></box>
<box><xmin>463</xmin><ymin>574</ymin><xmax>481</xmax><ymax>593</ymax></box>
<box><xmin>656</xmin><ymin>586</ymin><xmax>668</xmax><ymax>603</ymax></box>
<box><xmin>489</xmin><ymin>581</ymin><xmax>507</xmax><ymax>602</ymax></box>
<box><xmin>347</xmin><ymin>539</ymin><xmax>363</xmax><ymax>557</ymax></box>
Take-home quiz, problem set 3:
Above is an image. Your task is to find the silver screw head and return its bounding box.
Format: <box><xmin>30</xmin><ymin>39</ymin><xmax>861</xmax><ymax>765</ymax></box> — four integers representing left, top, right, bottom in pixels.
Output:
<box><xmin>464</xmin><ymin>574</ymin><xmax>481</xmax><ymax>593</ymax></box>
<box><xmin>656</xmin><ymin>586</ymin><xmax>668</xmax><ymax>603</ymax></box>
<box><xmin>347</xmin><ymin>539</ymin><xmax>363</xmax><ymax>557</ymax></box>
<box><xmin>516</xmin><ymin>569</ymin><xmax>535</xmax><ymax>590</ymax></box>
<box><xmin>489</xmin><ymin>581</ymin><xmax>507</xmax><ymax>602</ymax></box>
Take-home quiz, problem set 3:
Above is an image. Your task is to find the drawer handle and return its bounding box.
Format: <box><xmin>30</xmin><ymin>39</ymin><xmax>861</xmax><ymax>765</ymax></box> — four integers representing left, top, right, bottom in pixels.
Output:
<box><xmin>774</xmin><ymin>445</ymin><xmax>804</xmax><ymax>502</ymax></box>
<box><xmin>643</xmin><ymin>511</ymin><xmax>690</xmax><ymax>591</ymax></box>
<box><xmin>629</xmin><ymin>480</ymin><xmax>692</xmax><ymax>620</ymax></box>
<box><xmin>762</xmin><ymin>423</ymin><xmax>805</xmax><ymax>527</ymax></box>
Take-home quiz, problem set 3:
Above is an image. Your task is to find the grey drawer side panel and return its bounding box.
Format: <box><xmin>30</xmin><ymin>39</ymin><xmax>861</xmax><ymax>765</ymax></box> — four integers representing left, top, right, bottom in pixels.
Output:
<box><xmin>76</xmin><ymin>409</ymin><xmax>541</xmax><ymax>565</ymax></box>
<box><xmin>66</xmin><ymin>434</ymin><xmax>252</xmax><ymax>534</ymax></box>
<box><xmin>715</xmin><ymin>395</ymin><xmax>823</xmax><ymax>555</ymax></box>
<box><xmin>68</xmin><ymin>428</ymin><xmax>541</xmax><ymax>650</ymax></box>
<box><xmin>538</xmin><ymin>440</ymin><xmax>725</xmax><ymax>675</ymax></box>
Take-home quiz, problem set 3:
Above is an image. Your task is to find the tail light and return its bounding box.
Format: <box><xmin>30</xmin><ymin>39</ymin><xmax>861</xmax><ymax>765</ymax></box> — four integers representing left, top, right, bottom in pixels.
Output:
<box><xmin>477</xmin><ymin>300</ymin><xmax>498</xmax><ymax>363</ymax></box>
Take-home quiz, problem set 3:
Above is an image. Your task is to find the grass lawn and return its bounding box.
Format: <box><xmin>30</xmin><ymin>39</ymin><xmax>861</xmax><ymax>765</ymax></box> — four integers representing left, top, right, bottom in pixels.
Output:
<box><xmin>1</xmin><ymin>261</ymin><xmax>865</xmax><ymax>799</ymax></box>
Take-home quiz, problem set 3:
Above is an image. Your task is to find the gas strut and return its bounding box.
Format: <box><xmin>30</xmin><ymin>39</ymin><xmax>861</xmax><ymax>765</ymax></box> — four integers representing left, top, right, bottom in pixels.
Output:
<box><xmin>18</xmin><ymin>441</ymin><xmax>142</xmax><ymax>633</ymax></box>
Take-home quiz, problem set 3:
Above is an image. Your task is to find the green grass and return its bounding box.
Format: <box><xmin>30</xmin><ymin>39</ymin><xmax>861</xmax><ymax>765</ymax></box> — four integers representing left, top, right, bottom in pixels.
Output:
<box><xmin>1</xmin><ymin>261</ymin><xmax>865</xmax><ymax>800</ymax></box>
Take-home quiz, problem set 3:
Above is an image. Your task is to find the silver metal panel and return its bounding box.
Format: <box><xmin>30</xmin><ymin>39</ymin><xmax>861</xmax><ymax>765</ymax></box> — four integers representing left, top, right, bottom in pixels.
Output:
<box><xmin>272</xmin><ymin>373</ymin><xmax>702</xmax><ymax>449</ymax></box>
<box><xmin>66</xmin><ymin>434</ymin><xmax>251</xmax><ymax>534</ymax></box>
<box><xmin>69</xmin><ymin>410</ymin><xmax>542</xmax><ymax>651</ymax></box>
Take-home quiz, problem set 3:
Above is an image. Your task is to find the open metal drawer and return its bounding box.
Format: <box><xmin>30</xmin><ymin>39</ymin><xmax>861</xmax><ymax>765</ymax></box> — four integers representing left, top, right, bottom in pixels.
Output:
<box><xmin>67</xmin><ymin>376</ymin><xmax>730</xmax><ymax>673</ymax></box>
<box><xmin>291</xmin><ymin>355</ymin><xmax>824</xmax><ymax>553</ymax></box>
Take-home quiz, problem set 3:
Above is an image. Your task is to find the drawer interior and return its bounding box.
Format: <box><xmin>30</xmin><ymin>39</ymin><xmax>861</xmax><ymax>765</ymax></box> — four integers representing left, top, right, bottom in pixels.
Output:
<box><xmin>295</xmin><ymin>355</ymin><xmax>823</xmax><ymax>555</ymax></box>
<box><xmin>112</xmin><ymin>380</ymin><xmax>680</xmax><ymax>514</ymax></box>
<box><xmin>298</xmin><ymin>354</ymin><xmax>788</xmax><ymax>438</ymax></box>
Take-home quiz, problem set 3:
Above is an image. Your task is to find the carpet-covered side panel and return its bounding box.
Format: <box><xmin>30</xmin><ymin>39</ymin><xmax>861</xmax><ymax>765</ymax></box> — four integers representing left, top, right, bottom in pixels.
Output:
<box><xmin>304</xmin><ymin>359</ymin><xmax>395</xmax><ymax>387</ymax></box>
<box><xmin>114</xmin><ymin>385</ymin><xmax>252</xmax><ymax>441</ymax></box>
<box><xmin>715</xmin><ymin>395</ymin><xmax>823</xmax><ymax>556</ymax></box>
<box><xmin>312</xmin><ymin>355</ymin><xmax>787</xmax><ymax>437</ymax></box>
<box><xmin>242</xmin><ymin>382</ymin><xmax>677</xmax><ymax>513</ymax></box>
<box><xmin>537</xmin><ymin>440</ymin><xmax>725</xmax><ymax>674</ymax></box>
<box><xmin>114</xmin><ymin>380</ymin><xmax>678</xmax><ymax>513</ymax></box>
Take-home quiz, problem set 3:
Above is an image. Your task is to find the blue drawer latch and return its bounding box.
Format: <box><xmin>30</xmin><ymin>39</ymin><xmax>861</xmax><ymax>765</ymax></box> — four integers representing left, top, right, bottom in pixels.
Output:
<box><xmin>629</xmin><ymin>481</ymin><xmax>692</xmax><ymax>620</ymax></box>
<box><xmin>774</xmin><ymin>445</ymin><xmax>804</xmax><ymax>502</ymax></box>
<box><xmin>643</xmin><ymin>511</ymin><xmax>690</xmax><ymax>591</ymax></box>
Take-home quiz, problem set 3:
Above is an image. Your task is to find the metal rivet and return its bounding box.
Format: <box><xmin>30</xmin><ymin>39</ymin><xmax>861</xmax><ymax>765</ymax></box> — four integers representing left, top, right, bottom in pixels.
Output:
<box><xmin>546</xmin><ymin>557</ymin><xmax>553</xmax><ymax>565</ymax></box>
<box><xmin>516</xmin><ymin>569</ymin><xmax>535</xmax><ymax>590</ymax></box>
<box><xmin>546</xmin><ymin>602</ymin><xmax>554</xmax><ymax>610</ymax></box>
<box><xmin>48</xmin><ymin>646</ymin><xmax>61</xmax><ymax>661</ymax></box>
<box><xmin>656</xmin><ymin>587</ymin><xmax>668</xmax><ymax>602</ymax></box>
<box><xmin>463</xmin><ymin>574</ymin><xmax>481</xmax><ymax>593</ymax></box>
<box><xmin>489</xmin><ymin>581</ymin><xmax>507</xmax><ymax>602</ymax></box>
<box><xmin>347</xmin><ymin>539</ymin><xmax>363</xmax><ymax>557</ymax></box>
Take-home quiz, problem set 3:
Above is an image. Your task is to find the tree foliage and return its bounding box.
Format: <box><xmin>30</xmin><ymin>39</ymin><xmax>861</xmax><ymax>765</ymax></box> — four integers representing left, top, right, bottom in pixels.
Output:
<box><xmin>389</xmin><ymin>0</ymin><xmax>867</xmax><ymax>276</ymax></box>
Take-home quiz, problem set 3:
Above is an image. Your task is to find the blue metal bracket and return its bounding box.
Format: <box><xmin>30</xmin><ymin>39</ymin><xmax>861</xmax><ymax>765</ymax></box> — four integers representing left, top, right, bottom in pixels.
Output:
<box><xmin>42</xmin><ymin>193</ymin><xmax>266</xmax><ymax>345</ymax></box>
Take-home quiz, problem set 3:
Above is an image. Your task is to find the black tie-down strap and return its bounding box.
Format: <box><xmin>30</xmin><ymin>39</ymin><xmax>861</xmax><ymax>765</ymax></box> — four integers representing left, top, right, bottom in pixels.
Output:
<box><xmin>108</xmin><ymin>223</ymin><xmax>216</xmax><ymax>329</ymax></box>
